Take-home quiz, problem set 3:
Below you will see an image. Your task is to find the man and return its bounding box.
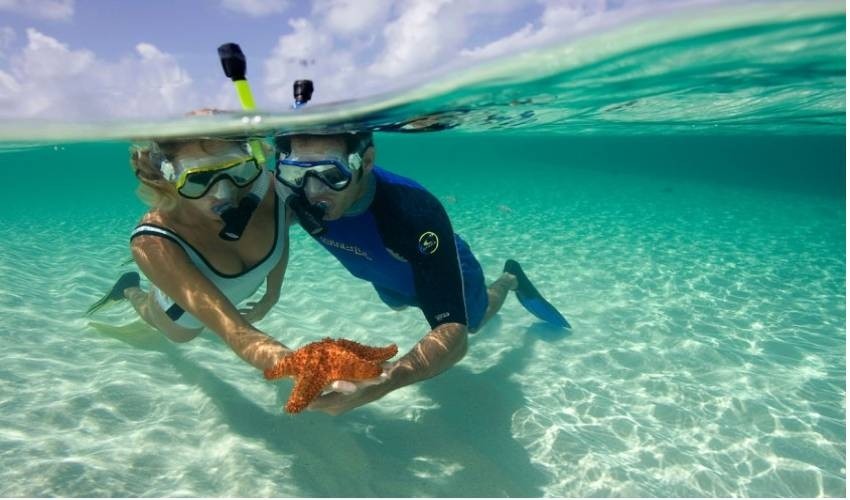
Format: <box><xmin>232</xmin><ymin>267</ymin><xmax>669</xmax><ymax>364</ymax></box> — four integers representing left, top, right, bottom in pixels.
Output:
<box><xmin>274</xmin><ymin>131</ymin><xmax>569</xmax><ymax>415</ymax></box>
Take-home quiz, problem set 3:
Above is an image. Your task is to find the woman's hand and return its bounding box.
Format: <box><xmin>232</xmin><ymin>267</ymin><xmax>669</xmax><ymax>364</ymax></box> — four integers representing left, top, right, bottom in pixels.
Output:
<box><xmin>240</xmin><ymin>293</ymin><xmax>278</xmax><ymax>323</ymax></box>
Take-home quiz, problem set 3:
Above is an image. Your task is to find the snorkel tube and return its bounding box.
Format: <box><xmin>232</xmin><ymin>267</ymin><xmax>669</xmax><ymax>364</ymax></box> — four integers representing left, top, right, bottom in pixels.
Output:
<box><xmin>284</xmin><ymin>78</ymin><xmax>327</xmax><ymax>236</ymax></box>
<box><xmin>215</xmin><ymin>42</ymin><xmax>267</xmax><ymax>241</ymax></box>
<box><xmin>292</xmin><ymin>79</ymin><xmax>314</xmax><ymax>109</ymax></box>
<box><xmin>218</xmin><ymin>43</ymin><xmax>326</xmax><ymax>236</ymax></box>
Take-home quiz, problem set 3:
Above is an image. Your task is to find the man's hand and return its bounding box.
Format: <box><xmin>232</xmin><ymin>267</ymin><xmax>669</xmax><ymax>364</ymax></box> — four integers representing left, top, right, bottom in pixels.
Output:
<box><xmin>307</xmin><ymin>361</ymin><xmax>403</xmax><ymax>415</ymax></box>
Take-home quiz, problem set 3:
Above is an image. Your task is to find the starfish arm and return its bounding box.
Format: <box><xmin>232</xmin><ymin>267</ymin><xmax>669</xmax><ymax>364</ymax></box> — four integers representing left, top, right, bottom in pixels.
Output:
<box><xmin>264</xmin><ymin>354</ymin><xmax>296</xmax><ymax>380</ymax></box>
<box><xmin>331</xmin><ymin>357</ymin><xmax>384</xmax><ymax>381</ymax></box>
<box><xmin>331</xmin><ymin>339</ymin><xmax>398</xmax><ymax>363</ymax></box>
<box><xmin>326</xmin><ymin>347</ymin><xmax>385</xmax><ymax>380</ymax></box>
<box><xmin>286</xmin><ymin>373</ymin><xmax>326</xmax><ymax>414</ymax></box>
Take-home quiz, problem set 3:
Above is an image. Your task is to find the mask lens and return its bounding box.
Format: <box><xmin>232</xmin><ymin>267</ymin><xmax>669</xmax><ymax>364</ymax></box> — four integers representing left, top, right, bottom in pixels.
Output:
<box><xmin>316</xmin><ymin>166</ymin><xmax>349</xmax><ymax>188</ymax></box>
<box><xmin>277</xmin><ymin>163</ymin><xmax>307</xmax><ymax>188</ymax></box>
<box><xmin>178</xmin><ymin>158</ymin><xmax>261</xmax><ymax>199</ymax></box>
<box><xmin>226</xmin><ymin>160</ymin><xmax>263</xmax><ymax>185</ymax></box>
<box><xmin>277</xmin><ymin>159</ymin><xmax>352</xmax><ymax>191</ymax></box>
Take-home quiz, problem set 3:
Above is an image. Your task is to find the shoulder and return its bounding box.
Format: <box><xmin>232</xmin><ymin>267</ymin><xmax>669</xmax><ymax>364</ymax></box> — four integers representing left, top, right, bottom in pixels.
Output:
<box><xmin>373</xmin><ymin>167</ymin><xmax>445</xmax><ymax>221</ymax></box>
<box><xmin>131</xmin><ymin>212</ymin><xmax>189</xmax><ymax>264</ymax></box>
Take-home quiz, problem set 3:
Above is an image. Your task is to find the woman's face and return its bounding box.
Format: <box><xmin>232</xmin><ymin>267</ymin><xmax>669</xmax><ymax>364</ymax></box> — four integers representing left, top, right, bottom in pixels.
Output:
<box><xmin>168</xmin><ymin>141</ymin><xmax>259</xmax><ymax>220</ymax></box>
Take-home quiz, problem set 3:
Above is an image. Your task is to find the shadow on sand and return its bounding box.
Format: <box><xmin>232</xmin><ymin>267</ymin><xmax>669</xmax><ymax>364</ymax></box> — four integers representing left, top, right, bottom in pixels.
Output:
<box><xmin>92</xmin><ymin>319</ymin><xmax>570</xmax><ymax>496</ymax></box>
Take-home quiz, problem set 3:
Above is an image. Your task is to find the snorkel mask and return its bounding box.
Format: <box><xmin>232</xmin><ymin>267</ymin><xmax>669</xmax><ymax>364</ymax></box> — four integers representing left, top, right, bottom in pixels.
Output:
<box><xmin>150</xmin><ymin>140</ymin><xmax>267</xmax><ymax>241</ymax></box>
<box><xmin>273</xmin><ymin>132</ymin><xmax>373</xmax><ymax>235</ymax></box>
<box><xmin>276</xmin><ymin>152</ymin><xmax>362</xmax><ymax>192</ymax></box>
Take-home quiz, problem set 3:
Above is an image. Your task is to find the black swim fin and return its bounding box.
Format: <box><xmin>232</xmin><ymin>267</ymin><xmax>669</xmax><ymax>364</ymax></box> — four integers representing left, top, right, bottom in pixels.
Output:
<box><xmin>504</xmin><ymin>259</ymin><xmax>570</xmax><ymax>329</ymax></box>
<box><xmin>86</xmin><ymin>272</ymin><xmax>140</xmax><ymax>316</ymax></box>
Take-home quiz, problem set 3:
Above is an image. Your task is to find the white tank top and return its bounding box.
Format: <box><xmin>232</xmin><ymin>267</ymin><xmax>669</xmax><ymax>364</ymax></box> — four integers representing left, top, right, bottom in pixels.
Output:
<box><xmin>131</xmin><ymin>187</ymin><xmax>288</xmax><ymax>329</ymax></box>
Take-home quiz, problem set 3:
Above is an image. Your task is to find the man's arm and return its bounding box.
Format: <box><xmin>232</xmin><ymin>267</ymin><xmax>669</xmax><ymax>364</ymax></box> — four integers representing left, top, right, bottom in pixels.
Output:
<box><xmin>308</xmin><ymin>183</ymin><xmax>472</xmax><ymax>414</ymax></box>
<box><xmin>389</xmin><ymin>321</ymin><xmax>468</xmax><ymax>385</ymax></box>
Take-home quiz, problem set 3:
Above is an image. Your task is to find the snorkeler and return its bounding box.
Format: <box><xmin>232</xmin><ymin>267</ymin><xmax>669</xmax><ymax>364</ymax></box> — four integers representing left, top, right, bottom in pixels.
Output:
<box><xmin>273</xmin><ymin>131</ymin><xmax>570</xmax><ymax>415</ymax></box>
<box><xmin>87</xmin><ymin>137</ymin><xmax>295</xmax><ymax>371</ymax></box>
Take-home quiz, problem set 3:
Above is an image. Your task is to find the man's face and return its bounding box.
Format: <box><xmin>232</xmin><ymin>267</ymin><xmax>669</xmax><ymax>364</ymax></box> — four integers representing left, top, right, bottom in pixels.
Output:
<box><xmin>288</xmin><ymin>135</ymin><xmax>367</xmax><ymax>220</ymax></box>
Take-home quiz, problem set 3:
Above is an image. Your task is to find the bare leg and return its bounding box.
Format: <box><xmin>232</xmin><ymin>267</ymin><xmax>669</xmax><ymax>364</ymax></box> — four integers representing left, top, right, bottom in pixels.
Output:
<box><xmin>470</xmin><ymin>272</ymin><xmax>518</xmax><ymax>333</ymax></box>
<box><xmin>124</xmin><ymin>287</ymin><xmax>202</xmax><ymax>343</ymax></box>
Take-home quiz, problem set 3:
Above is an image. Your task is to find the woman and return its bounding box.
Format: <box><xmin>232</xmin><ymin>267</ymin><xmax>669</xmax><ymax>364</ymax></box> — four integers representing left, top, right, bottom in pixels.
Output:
<box><xmin>89</xmin><ymin>137</ymin><xmax>292</xmax><ymax>371</ymax></box>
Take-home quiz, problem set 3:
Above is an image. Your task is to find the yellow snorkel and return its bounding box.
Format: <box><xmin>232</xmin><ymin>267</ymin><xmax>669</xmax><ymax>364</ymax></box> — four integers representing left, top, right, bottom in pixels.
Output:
<box><xmin>217</xmin><ymin>43</ymin><xmax>266</xmax><ymax>163</ymax></box>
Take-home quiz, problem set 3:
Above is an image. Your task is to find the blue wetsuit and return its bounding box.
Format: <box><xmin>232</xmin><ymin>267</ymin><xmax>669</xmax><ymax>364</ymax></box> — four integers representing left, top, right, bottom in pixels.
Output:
<box><xmin>306</xmin><ymin>167</ymin><xmax>488</xmax><ymax>330</ymax></box>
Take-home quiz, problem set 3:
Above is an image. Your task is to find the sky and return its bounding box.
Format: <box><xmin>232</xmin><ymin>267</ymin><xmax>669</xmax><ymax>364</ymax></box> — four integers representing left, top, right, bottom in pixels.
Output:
<box><xmin>0</xmin><ymin>0</ymin><xmax>693</xmax><ymax>120</ymax></box>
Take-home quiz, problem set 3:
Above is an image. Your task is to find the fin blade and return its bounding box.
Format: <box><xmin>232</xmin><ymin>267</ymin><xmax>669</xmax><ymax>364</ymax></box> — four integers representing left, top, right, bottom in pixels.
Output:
<box><xmin>517</xmin><ymin>292</ymin><xmax>571</xmax><ymax>328</ymax></box>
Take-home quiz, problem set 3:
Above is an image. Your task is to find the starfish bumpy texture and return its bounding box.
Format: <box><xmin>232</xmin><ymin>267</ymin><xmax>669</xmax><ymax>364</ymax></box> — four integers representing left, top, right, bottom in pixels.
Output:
<box><xmin>264</xmin><ymin>337</ymin><xmax>398</xmax><ymax>413</ymax></box>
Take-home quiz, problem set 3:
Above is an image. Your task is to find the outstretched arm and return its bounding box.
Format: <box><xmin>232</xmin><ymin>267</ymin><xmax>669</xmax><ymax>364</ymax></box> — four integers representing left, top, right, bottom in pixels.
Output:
<box><xmin>133</xmin><ymin>235</ymin><xmax>291</xmax><ymax>371</ymax></box>
<box><xmin>392</xmin><ymin>322</ymin><xmax>468</xmax><ymax>384</ymax></box>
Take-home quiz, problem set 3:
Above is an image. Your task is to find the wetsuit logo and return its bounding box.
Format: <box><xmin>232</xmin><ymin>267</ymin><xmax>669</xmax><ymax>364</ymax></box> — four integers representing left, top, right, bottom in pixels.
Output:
<box><xmin>418</xmin><ymin>231</ymin><xmax>439</xmax><ymax>255</ymax></box>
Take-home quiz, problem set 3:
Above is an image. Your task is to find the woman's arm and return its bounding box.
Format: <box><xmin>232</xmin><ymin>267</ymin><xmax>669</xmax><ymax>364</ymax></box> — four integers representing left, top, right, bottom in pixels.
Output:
<box><xmin>132</xmin><ymin>235</ymin><xmax>291</xmax><ymax>371</ymax></box>
<box><xmin>240</xmin><ymin>221</ymin><xmax>290</xmax><ymax>323</ymax></box>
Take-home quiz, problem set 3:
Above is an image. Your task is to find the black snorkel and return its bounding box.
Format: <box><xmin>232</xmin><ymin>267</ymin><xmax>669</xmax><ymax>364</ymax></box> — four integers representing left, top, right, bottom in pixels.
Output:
<box><xmin>219</xmin><ymin>42</ymin><xmax>328</xmax><ymax>236</ymax></box>
<box><xmin>217</xmin><ymin>193</ymin><xmax>261</xmax><ymax>241</ymax></box>
<box><xmin>285</xmin><ymin>195</ymin><xmax>326</xmax><ymax>236</ymax></box>
<box><xmin>216</xmin><ymin>42</ymin><xmax>268</xmax><ymax>242</ymax></box>
<box><xmin>292</xmin><ymin>79</ymin><xmax>314</xmax><ymax>109</ymax></box>
<box><xmin>283</xmin><ymin>77</ymin><xmax>328</xmax><ymax>236</ymax></box>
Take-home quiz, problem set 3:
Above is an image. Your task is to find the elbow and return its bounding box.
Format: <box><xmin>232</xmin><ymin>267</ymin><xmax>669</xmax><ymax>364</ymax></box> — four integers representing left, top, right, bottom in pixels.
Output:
<box><xmin>428</xmin><ymin>323</ymin><xmax>469</xmax><ymax>377</ymax></box>
<box><xmin>452</xmin><ymin>329</ymin><xmax>469</xmax><ymax>364</ymax></box>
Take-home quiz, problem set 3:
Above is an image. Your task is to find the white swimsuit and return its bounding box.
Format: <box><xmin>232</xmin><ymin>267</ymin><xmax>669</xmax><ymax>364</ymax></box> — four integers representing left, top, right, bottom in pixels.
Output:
<box><xmin>131</xmin><ymin>185</ymin><xmax>288</xmax><ymax>329</ymax></box>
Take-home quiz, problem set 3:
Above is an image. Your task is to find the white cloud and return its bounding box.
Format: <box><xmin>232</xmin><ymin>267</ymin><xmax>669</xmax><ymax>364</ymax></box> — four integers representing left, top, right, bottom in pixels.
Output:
<box><xmin>0</xmin><ymin>0</ymin><xmax>74</xmax><ymax>21</ymax></box>
<box><xmin>220</xmin><ymin>0</ymin><xmax>290</xmax><ymax>17</ymax></box>
<box><xmin>261</xmin><ymin>0</ymin><xmax>617</xmax><ymax>104</ymax></box>
<box><xmin>461</xmin><ymin>1</ymin><xmax>604</xmax><ymax>60</ymax></box>
<box><xmin>367</xmin><ymin>0</ymin><xmax>530</xmax><ymax>79</ymax></box>
<box><xmin>0</xmin><ymin>26</ymin><xmax>14</xmax><ymax>58</ymax></box>
<box><xmin>461</xmin><ymin>0</ymin><xmax>686</xmax><ymax>61</ymax></box>
<box><xmin>263</xmin><ymin>18</ymin><xmax>358</xmax><ymax>106</ymax></box>
<box><xmin>120</xmin><ymin>43</ymin><xmax>196</xmax><ymax>116</ymax></box>
<box><xmin>367</xmin><ymin>0</ymin><xmax>460</xmax><ymax>78</ymax></box>
<box><xmin>0</xmin><ymin>0</ymin><xmax>694</xmax><ymax>118</ymax></box>
<box><xmin>0</xmin><ymin>29</ymin><xmax>199</xmax><ymax>119</ymax></box>
<box><xmin>312</xmin><ymin>0</ymin><xmax>393</xmax><ymax>38</ymax></box>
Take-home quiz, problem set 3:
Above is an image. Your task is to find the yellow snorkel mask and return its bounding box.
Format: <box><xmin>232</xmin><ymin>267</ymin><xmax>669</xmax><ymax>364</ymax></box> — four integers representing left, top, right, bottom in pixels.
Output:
<box><xmin>153</xmin><ymin>143</ymin><xmax>263</xmax><ymax>200</ymax></box>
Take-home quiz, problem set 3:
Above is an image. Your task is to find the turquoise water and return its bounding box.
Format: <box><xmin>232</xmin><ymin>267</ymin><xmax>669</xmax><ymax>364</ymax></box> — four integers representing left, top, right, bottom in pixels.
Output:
<box><xmin>0</xmin><ymin>2</ymin><xmax>845</xmax><ymax>497</ymax></box>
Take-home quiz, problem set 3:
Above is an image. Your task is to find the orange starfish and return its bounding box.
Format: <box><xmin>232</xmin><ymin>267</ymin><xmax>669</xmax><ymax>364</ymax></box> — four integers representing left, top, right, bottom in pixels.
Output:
<box><xmin>264</xmin><ymin>337</ymin><xmax>398</xmax><ymax>414</ymax></box>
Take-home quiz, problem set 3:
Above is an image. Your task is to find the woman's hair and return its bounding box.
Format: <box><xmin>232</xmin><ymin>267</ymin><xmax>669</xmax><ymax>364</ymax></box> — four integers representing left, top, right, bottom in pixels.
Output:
<box><xmin>129</xmin><ymin>138</ymin><xmax>251</xmax><ymax>211</ymax></box>
<box><xmin>129</xmin><ymin>141</ymin><xmax>183</xmax><ymax>211</ymax></box>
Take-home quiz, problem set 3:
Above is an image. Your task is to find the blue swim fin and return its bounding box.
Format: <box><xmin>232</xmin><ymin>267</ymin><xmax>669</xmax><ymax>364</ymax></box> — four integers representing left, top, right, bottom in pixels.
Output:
<box><xmin>86</xmin><ymin>271</ymin><xmax>140</xmax><ymax>316</ymax></box>
<box><xmin>504</xmin><ymin>260</ymin><xmax>570</xmax><ymax>329</ymax></box>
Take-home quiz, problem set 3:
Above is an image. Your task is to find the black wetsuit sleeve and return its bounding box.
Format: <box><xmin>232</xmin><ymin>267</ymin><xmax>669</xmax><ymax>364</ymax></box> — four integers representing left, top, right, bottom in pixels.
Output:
<box><xmin>372</xmin><ymin>179</ymin><xmax>468</xmax><ymax>329</ymax></box>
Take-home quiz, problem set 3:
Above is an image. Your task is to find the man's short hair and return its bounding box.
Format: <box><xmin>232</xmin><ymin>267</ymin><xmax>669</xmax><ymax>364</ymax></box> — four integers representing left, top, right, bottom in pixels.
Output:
<box><xmin>274</xmin><ymin>131</ymin><xmax>373</xmax><ymax>158</ymax></box>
